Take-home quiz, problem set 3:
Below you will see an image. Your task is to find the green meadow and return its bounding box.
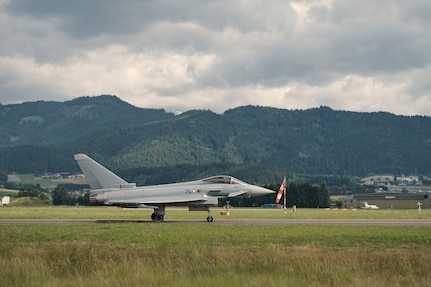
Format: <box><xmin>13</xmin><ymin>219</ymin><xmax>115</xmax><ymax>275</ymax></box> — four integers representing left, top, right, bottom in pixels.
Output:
<box><xmin>1</xmin><ymin>207</ymin><xmax>431</xmax><ymax>286</ymax></box>
<box><xmin>0</xmin><ymin>188</ymin><xmax>18</xmax><ymax>197</ymax></box>
<box><xmin>0</xmin><ymin>206</ymin><xmax>430</xmax><ymax>220</ymax></box>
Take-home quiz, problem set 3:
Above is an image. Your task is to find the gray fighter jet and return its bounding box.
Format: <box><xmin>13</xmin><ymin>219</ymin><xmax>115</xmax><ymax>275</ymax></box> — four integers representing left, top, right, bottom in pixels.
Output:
<box><xmin>74</xmin><ymin>154</ymin><xmax>274</xmax><ymax>222</ymax></box>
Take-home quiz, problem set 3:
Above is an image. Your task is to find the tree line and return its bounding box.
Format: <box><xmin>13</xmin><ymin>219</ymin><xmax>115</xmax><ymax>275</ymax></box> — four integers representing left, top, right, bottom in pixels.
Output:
<box><xmin>12</xmin><ymin>185</ymin><xmax>90</xmax><ymax>206</ymax></box>
<box><xmin>220</xmin><ymin>182</ymin><xmax>330</xmax><ymax>208</ymax></box>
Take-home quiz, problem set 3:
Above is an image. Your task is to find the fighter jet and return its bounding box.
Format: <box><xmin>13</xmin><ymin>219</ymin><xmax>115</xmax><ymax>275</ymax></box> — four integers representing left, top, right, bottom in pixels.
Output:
<box><xmin>74</xmin><ymin>154</ymin><xmax>274</xmax><ymax>222</ymax></box>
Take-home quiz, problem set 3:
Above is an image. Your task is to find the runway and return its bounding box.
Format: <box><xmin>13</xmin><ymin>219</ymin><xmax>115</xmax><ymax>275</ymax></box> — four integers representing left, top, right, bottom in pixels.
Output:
<box><xmin>1</xmin><ymin>218</ymin><xmax>431</xmax><ymax>226</ymax></box>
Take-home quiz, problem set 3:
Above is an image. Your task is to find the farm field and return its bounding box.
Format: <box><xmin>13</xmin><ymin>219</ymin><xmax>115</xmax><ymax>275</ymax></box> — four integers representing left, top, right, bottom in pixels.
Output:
<box><xmin>0</xmin><ymin>188</ymin><xmax>18</xmax><ymax>197</ymax></box>
<box><xmin>7</xmin><ymin>173</ymin><xmax>87</xmax><ymax>188</ymax></box>
<box><xmin>361</xmin><ymin>175</ymin><xmax>431</xmax><ymax>193</ymax></box>
<box><xmin>1</xmin><ymin>207</ymin><xmax>431</xmax><ymax>286</ymax></box>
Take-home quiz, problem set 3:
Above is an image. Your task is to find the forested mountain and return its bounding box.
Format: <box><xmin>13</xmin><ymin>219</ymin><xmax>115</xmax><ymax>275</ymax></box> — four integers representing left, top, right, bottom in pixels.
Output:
<box><xmin>1</xmin><ymin>95</ymin><xmax>430</xmax><ymax>183</ymax></box>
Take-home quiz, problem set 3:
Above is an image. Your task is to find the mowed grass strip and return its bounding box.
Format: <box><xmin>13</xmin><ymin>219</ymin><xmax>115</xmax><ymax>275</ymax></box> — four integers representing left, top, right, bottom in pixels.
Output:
<box><xmin>1</xmin><ymin>206</ymin><xmax>431</xmax><ymax>220</ymax></box>
<box><xmin>1</xmin><ymin>223</ymin><xmax>431</xmax><ymax>287</ymax></box>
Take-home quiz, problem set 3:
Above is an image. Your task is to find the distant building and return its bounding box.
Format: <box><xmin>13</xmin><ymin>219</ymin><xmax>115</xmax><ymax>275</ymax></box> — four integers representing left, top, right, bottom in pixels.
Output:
<box><xmin>1</xmin><ymin>196</ymin><xmax>10</xmax><ymax>206</ymax></box>
<box><xmin>374</xmin><ymin>180</ymin><xmax>391</xmax><ymax>186</ymax></box>
<box><xmin>398</xmin><ymin>176</ymin><xmax>415</xmax><ymax>186</ymax></box>
<box><xmin>344</xmin><ymin>193</ymin><xmax>430</xmax><ymax>209</ymax></box>
<box><xmin>60</xmin><ymin>172</ymin><xmax>71</xmax><ymax>179</ymax></box>
<box><xmin>42</xmin><ymin>173</ymin><xmax>61</xmax><ymax>179</ymax></box>
<box><xmin>372</xmin><ymin>176</ymin><xmax>392</xmax><ymax>186</ymax></box>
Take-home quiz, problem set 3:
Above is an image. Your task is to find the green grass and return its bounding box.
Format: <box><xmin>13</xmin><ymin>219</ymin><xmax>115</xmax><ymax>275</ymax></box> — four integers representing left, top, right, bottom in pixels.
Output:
<box><xmin>1</xmin><ymin>206</ymin><xmax>430</xmax><ymax>220</ymax></box>
<box><xmin>8</xmin><ymin>197</ymin><xmax>51</xmax><ymax>207</ymax></box>
<box><xmin>0</xmin><ymin>188</ymin><xmax>18</xmax><ymax>197</ymax></box>
<box><xmin>7</xmin><ymin>173</ymin><xmax>85</xmax><ymax>188</ymax></box>
<box><xmin>1</xmin><ymin>208</ymin><xmax>431</xmax><ymax>286</ymax></box>
<box><xmin>1</xmin><ymin>223</ymin><xmax>430</xmax><ymax>287</ymax></box>
<box><xmin>7</xmin><ymin>173</ymin><xmax>54</xmax><ymax>188</ymax></box>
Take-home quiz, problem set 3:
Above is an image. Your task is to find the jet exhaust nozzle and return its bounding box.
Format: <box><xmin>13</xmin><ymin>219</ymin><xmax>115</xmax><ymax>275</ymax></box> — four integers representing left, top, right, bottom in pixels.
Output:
<box><xmin>89</xmin><ymin>192</ymin><xmax>105</xmax><ymax>206</ymax></box>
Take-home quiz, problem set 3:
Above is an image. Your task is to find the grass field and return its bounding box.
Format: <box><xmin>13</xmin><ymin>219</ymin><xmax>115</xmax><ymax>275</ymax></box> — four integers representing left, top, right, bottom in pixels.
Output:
<box><xmin>0</xmin><ymin>188</ymin><xmax>18</xmax><ymax>197</ymax></box>
<box><xmin>1</xmin><ymin>207</ymin><xmax>431</xmax><ymax>286</ymax></box>
<box><xmin>7</xmin><ymin>173</ymin><xmax>87</xmax><ymax>188</ymax></box>
<box><xmin>1</xmin><ymin>206</ymin><xmax>430</xmax><ymax>220</ymax></box>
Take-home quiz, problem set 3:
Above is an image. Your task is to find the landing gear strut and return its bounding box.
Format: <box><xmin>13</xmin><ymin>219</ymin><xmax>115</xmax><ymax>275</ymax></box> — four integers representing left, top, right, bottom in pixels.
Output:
<box><xmin>207</xmin><ymin>208</ymin><xmax>213</xmax><ymax>222</ymax></box>
<box><xmin>188</xmin><ymin>205</ymin><xmax>217</xmax><ymax>222</ymax></box>
<box><xmin>151</xmin><ymin>206</ymin><xmax>165</xmax><ymax>222</ymax></box>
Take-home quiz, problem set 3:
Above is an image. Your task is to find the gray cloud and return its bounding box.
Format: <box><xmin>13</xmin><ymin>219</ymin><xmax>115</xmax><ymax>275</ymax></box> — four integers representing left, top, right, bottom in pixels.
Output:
<box><xmin>1</xmin><ymin>0</ymin><xmax>430</xmax><ymax>116</ymax></box>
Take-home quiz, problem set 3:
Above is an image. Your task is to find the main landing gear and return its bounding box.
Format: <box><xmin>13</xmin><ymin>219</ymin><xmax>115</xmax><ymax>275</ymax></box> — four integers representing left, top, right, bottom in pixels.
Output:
<box><xmin>151</xmin><ymin>205</ymin><xmax>215</xmax><ymax>222</ymax></box>
<box><xmin>151</xmin><ymin>213</ymin><xmax>164</xmax><ymax>222</ymax></box>
<box><xmin>151</xmin><ymin>206</ymin><xmax>165</xmax><ymax>222</ymax></box>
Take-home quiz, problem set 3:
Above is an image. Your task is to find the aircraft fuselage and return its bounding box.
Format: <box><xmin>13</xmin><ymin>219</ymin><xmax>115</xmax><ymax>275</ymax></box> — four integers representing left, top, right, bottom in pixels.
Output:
<box><xmin>90</xmin><ymin>176</ymin><xmax>272</xmax><ymax>208</ymax></box>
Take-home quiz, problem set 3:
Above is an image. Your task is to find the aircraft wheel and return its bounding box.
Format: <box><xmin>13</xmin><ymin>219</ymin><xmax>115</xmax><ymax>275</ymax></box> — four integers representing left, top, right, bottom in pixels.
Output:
<box><xmin>155</xmin><ymin>214</ymin><xmax>164</xmax><ymax>222</ymax></box>
<box><xmin>207</xmin><ymin>216</ymin><xmax>214</xmax><ymax>222</ymax></box>
<box><xmin>151</xmin><ymin>213</ymin><xmax>156</xmax><ymax>221</ymax></box>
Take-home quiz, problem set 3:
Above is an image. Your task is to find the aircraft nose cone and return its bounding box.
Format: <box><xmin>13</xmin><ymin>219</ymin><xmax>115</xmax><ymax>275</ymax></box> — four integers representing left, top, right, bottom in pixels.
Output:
<box><xmin>250</xmin><ymin>185</ymin><xmax>275</xmax><ymax>197</ymax></box>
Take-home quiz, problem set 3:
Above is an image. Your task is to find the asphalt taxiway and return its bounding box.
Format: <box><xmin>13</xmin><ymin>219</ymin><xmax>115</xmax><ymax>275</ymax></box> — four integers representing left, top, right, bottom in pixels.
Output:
<box><xmin>0</xmin><ymin>218</ymin><xmax>431</xmax><ymax>226</ymax></box>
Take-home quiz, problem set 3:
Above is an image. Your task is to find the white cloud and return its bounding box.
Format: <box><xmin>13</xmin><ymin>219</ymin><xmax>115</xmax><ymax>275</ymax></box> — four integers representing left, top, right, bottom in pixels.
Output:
<box><xmin>1</xmin><ymin>0</ymin><xmax>431</xmax><ymax>116</ymax></box>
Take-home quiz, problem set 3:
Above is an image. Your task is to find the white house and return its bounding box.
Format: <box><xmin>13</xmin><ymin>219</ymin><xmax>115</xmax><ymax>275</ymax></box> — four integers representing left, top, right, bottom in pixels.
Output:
<box><xmin>1</xmin><ymin>196</ymin><xmax>10</xmax><ymax>206</ymax></box>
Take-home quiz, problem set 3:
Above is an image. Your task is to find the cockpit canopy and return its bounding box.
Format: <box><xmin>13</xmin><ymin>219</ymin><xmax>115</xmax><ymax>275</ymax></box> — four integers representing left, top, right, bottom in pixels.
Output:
<box><xmin>202</xmin><ymin>176</ymin><xmax>245</xmax><ymax>185</ymax></box>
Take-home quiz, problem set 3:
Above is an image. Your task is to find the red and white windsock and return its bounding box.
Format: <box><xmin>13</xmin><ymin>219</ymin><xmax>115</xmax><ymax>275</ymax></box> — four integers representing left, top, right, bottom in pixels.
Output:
<box><xmin>275</xmin><ymin>177</ymin><xmax>286</xmax><ymax>204</ymax></box>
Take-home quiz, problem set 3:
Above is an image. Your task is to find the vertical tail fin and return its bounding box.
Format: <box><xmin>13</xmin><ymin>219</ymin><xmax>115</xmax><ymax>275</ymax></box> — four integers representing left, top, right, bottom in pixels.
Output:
<box><xmin>74</xmin><ymin>154</ymin><xmax>131</xmax><ymax>190</ymax></box>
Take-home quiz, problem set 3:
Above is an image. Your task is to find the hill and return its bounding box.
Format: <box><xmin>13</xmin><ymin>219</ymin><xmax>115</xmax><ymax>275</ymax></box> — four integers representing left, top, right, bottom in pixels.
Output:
<box><xmin>8</xmin><ymin>197</ymin><xmax>51</xmax><ymax>207</ymax></box>
<box><xmin>1</xmin><ymin>95</ymin><xmax>431</xmax><ymax>182</ymax></box>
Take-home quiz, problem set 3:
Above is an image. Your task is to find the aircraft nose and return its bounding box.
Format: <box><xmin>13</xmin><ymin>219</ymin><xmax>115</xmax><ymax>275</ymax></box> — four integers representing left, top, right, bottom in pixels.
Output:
<box><xmin>249</xmin><ymin>185</ymin><xmax>275</xmax><ymax>197</ymax></box>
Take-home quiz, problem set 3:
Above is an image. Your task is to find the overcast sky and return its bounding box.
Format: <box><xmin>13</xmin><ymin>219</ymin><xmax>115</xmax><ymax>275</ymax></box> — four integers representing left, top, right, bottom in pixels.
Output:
<box><xmin>1</xmin><ymin>0</ymin><xmax>430</xmax><ymax>115</ymax></box>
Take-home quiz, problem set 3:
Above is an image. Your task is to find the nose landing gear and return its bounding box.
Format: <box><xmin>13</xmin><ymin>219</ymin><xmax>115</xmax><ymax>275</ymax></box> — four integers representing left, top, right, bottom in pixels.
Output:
<box><xmin>207</xmin><ymin>208</ymin><xmax>213</xmax><ymax>222</ymax></box>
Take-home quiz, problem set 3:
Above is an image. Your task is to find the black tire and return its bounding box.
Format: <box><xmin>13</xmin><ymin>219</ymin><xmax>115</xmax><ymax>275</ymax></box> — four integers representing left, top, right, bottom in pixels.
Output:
<box><xmin>155</xmin><ymin>214</ymin><xmax>164</xmax><ymax>222</ymax></box>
